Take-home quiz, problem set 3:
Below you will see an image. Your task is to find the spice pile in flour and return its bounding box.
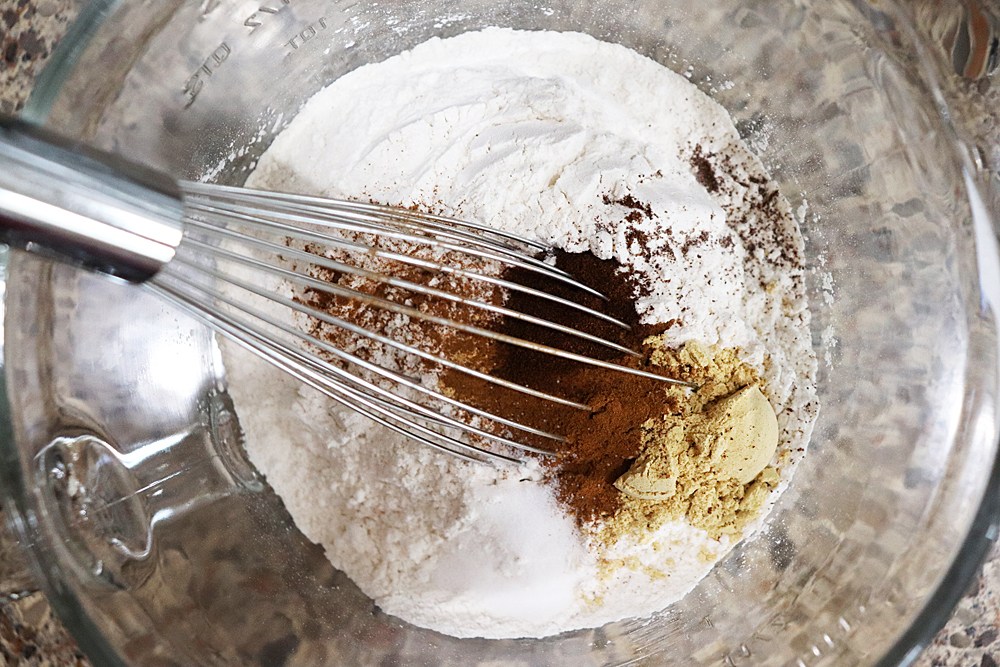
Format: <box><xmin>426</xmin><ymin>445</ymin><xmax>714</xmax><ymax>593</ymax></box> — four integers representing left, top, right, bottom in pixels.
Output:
<box><xmin>221</xmin><ymin>27</ymin><xmax>818</xmax><ymax>639</ymax></box>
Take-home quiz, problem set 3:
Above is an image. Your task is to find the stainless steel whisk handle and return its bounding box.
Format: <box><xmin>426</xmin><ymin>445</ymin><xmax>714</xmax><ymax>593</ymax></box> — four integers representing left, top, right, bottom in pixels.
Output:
<box><xmin>0</xmin><ymin>118</ymin><xmax>185</xmax><ymax>283</ymax></box>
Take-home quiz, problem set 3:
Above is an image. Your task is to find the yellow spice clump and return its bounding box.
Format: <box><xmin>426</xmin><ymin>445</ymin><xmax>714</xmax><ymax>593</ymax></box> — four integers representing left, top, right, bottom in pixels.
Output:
<box><xmin>602</xmin><ymin>340</ymin><xmax>782</xmax><ymax>544</ymax></box>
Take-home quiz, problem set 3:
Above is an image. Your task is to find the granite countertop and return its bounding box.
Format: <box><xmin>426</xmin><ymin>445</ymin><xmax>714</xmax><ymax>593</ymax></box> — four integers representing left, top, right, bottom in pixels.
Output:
<box><xmin>2</xmin><ymin>1</ymin><xmax>1000</xmax><ymax>666</ymax></box>
<box><xmin>2</xmin><ymin>5</ymin><xmax>92</xmax><ymax>664</ymax></box>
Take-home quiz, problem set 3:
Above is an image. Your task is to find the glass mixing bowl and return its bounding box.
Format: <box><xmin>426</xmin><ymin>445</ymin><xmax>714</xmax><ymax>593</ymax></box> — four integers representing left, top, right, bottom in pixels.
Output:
<box><xmin>3</xmin><ymin>0</ymin><xmax>1000</xmax><ymax>665</ymax></box>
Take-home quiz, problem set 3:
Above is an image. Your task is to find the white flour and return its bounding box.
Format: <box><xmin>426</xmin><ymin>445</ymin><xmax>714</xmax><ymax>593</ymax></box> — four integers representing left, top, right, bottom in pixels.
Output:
<box><xmin>222</xmin><ymin>28</ymin><xmax>817</xmax><ymax>638</ymax></box>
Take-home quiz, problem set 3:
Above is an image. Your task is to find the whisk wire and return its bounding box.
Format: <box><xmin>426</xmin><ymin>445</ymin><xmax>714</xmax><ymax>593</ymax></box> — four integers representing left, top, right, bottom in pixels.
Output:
<box><xmin>184</xmin><ymin>198</ymin><xmax>606</xmax><ymax>299</ymax></box>
<box><xmin>181</xmin><ymin>223</ymin><xmax>636</xmax><ymax>356</ymax></box>
<box><xmin>178</xmin><ymin>239</ymin><xmax>679</xmax><ymax>384</ymax></box>
<box><xmin>197</xmin><ymin>195</ymin><xmax>537</xmax><ymax>259</ymax></box>
<box><xmin>151</xmin><ymin>280</ymin><xmax>536</xmax><ymax>465</ymax></box>
<box><xmin>182</xmin><ymin>181</ymin><xmax>553</xmax><ymax>252</ymax></box>
<box><xmin>155</xmin><ymin>263</ymin><xmax>566</xmax><ymax>447</ymax></box>
<box><xmin>187</xmin><ymin>213</ymin><xmax>629</xmax><ymax>330</ymax></box>
<box><xmin>163</xmin><ymin>254</ymin><xmax>593</xmax><ymax>410</ymax></box>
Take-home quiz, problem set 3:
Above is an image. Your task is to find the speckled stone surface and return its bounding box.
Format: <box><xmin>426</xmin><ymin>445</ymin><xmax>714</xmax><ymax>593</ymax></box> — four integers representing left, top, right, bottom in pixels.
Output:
<box><xmin>915</xmin><ymin>544</ymin><xmax>1000</xmax><ymax>667</ymax></box>
<box><xmin>1</xmin><ymin>2</ymin><xmax>90</xmax><ymax>663</ymax></box>
<box><xmin>1</xmin><ymin>2</ymin><xmax>1000</xmax><ymax>666</ymax></box>
<box><xmin>0</xmin><ymin>0</ymin><xmax>80</xmax><ymax>116</ymax></box>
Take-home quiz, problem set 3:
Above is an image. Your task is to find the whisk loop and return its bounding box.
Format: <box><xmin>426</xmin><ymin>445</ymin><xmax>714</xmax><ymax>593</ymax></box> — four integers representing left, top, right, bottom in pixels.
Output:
<box><xmin>0</xmin><ymin>119</ymin><xmax>696</xmax><ymax>465</ymax></box>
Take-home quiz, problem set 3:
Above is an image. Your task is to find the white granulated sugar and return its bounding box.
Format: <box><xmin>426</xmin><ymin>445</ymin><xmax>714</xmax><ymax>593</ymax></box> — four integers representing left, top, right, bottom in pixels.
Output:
<box><xmin>223</xmin><ymin>27</ymin><xmax>818</xmax><ymax>639</ymax></box>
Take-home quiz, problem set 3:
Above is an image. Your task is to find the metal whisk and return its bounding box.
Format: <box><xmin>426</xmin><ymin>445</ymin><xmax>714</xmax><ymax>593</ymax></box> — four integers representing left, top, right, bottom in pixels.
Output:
<box><xmin>0</xmin><ymin>119</ymin><xmax>692</xmax><ymax>465</ymax></box>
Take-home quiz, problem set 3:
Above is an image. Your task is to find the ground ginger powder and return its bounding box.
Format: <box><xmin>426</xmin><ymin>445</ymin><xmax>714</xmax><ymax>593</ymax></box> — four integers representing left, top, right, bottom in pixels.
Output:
<box><xmin>602</xmin><ymin>340</ymin><xmax>782</xmax><ymax>547</ymax></box>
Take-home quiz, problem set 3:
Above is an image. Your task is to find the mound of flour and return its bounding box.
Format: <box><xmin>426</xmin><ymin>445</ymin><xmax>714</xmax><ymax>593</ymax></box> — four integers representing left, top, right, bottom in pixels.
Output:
<box><xmin>222</xmin><ymin>27</ymin><xmax>817</xmax><ymax>638</ymax></box>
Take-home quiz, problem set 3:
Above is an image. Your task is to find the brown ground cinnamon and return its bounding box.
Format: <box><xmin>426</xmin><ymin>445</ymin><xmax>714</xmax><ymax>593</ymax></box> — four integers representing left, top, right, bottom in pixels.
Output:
<box><xmin>441</xmin><ymin>250</ymin><xmax>686</xmax><ymax>527</ymax></box>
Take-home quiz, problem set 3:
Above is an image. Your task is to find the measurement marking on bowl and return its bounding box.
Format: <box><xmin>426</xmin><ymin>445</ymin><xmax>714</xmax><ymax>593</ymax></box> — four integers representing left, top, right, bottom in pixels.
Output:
<box><xmin>183</xmin><ymin>0</ymin><xmax>336</xmax><ymax>108</ymax></box>
<box><xmin>183</xmin><ymin>42</ymin><xmax>231</xmax><ymax>107</ymax></box>
<box><xmin>286</xmin><ymin>17</ymin><xmax>328</xmax><ymax>50</ymax></box>
<box><xmin>245</xmin><ymin>0</ymin><xmax>291</xmax><ymax>32</ymax></box>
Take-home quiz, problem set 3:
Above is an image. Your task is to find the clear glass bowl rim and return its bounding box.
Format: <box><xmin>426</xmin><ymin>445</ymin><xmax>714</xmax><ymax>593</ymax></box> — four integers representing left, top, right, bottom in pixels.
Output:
<box><xmin>3</xmin><ymin>2</ymin><xmax>1000</xmax><ymax>667</ymax></box>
